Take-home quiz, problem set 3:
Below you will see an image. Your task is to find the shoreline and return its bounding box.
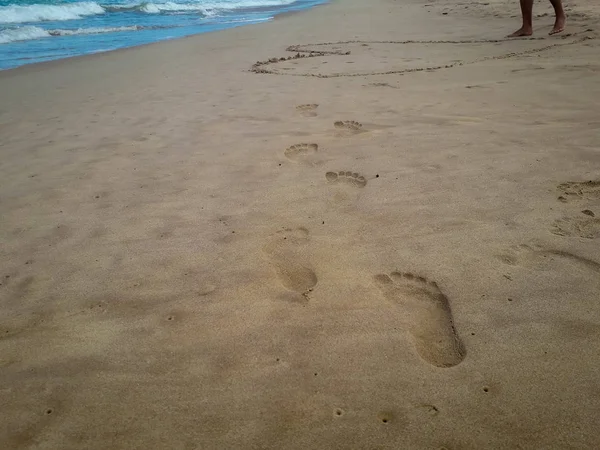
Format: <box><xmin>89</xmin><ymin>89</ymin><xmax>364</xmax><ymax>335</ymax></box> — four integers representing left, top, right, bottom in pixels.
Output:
<box><xmin>0</xmin><ymin>0</ymin><xmax>330</xmax><ymax>75</ymax></box>
<box><xmin>0</xmin><ymin>0</ymin><xmax>341</xmax><ymax>87</ymax></box>
<box><xmin>1</xmin><ymin>0</ymin><xmax>600</xmax><ymax>448</ymax></box>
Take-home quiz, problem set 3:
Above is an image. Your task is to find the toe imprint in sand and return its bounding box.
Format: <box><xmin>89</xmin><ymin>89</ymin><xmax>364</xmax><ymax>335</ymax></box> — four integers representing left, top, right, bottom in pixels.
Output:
<box><xmin>296</xmin><ymin>104</ymin><xmax>319</xmax><ymax>117</ymax></box>
<box><xmin>334</xmin><ymin>120</ymin><xmax>363</xmax><ymax>131</ymax></box>
<box><xmin>264</xmin><ymin>227</ymin><xmax>317</xmax><ymax>296</ymax></box>
<box><xmin>326</xmin><ymin>171</ymin><xmax>367</xmax><ymax>188</ymax></box>
<box><xmin>558</xmin><ymin>180</ymin><xmax>600</xmax><ymax>202</ymax></box>
<box><xmin>284</xmin><ymin>143</ymin><xmax>318</xmax><ymax>163</ymax></box>
<box><xmin>374</xmin><ymin>272</ymin><xmax>465</xmax><ymax>368</ymax></box>
<box><xmin>551</xmin><ymin>216</ymin><xmax>600</xmax><ymax>239</ymax></box>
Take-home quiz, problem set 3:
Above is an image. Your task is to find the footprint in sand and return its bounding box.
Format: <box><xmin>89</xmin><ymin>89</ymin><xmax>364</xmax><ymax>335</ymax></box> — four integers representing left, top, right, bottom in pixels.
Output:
<box><xmin>263</xmin><ymin>227</ymin><xmax>317</xmax><ymax>297</ymax></box>
<box><xmin>557</xmin><ymin>180</ymin><xmax>600</xmax><ymax>202</ymax></box>
<box><xmin>334</xmin><ymin>120</ymin><xmax>363</xmax><ymax>133</ymax></box>
<box><xmin>284</xmin><ymin>143</ymin><xmax>319</xmax><ymax>165</ymax></box>
<box><xmin>551</xmin><ymin>216</ymin><xmax>600</xmax><ymax>239</ymax></box>
<box><xmin>325</xmin><ymin>171</ymin><xmax>368</xmax><ymax>208</ymax></box>
<box><xmin>498</xmin><ymin>243</ymin><xmax>600</xmax><ymax>273</ymax></box>
<box><xmin>296</xmin><ymin>104</ymin><xmax>319</xmax><ymax>117</ymax></box>
<box><xmin>326</xmin><ymin>171</ymin><xmax>367</xmax><ymax>188</ymax></box>
<box><xmin>374</xmin><ymin>271</ymin><xmax>465</xmax><ymax>368</ymax></box>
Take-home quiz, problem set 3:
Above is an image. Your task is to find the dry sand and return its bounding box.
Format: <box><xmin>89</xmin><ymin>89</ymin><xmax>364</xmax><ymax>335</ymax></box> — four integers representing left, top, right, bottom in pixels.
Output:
<box><xmin>1</xmin><ymin>0</ymin><xmax>600</xmax><ymax>448</ymax></box>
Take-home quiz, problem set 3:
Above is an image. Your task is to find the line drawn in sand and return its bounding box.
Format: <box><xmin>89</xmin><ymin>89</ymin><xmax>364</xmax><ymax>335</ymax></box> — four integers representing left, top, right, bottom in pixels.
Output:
<box><xmin>250</xmin><ymin>34</ymin><xmax>593</xmax><ymax>78</ymax></box>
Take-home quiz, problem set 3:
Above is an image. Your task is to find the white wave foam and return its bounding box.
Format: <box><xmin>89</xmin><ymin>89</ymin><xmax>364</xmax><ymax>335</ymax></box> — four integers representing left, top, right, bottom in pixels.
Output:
<box><xmin>0</xmin><ymin>2</ymin><xmax>105</xmax><ymax>24</ymax></box>
<box><xmin>0</xmin><ymin>25</ymin><xmax>49</xmax><ymax>43</ymax></box>
<box><xmin>108</xmin><ymin>0</ymin><xmax>297</xmax><ymax>14</ymax></box>
<box><xmin>0</xmin><ymin>1</ymin><xmax>299</xmax><ymax>24</ymax></box>
<box><xmin>0</xmin><ymin>24</ymin><xmax>157</xmax><ymax>44</ymax></box>
<box><xmin>48</xmin><ymin>25</ymin><xmax>141</xmax><ymax>36</ymax></box>
<box><xmin>219</xmin><ymin>16</ymin><xmax>271</xmax><ymax>24</ymax></box>
<box><xmin>197</xmin><ymin>0</ymin><xmax>296</xmax><ymax>12</ymax></box>
<box><xmin>138</xmin><ymin>2</ymin><xmax>209</xmax><ymax>13</ymax></box>
<box><xmin>206</xmin><ymin>0</ymin><xmax>296</xmax><ymax>7</ymax></box>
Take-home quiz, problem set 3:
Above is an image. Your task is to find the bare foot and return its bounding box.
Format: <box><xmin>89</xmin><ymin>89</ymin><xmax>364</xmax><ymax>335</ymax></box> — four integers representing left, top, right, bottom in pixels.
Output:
<box><xmin>549</xmin><ymin>15</ymin><xmax>566</xmax><ymax>35</ymax></box>
<box><xmin>508</xmin><ymin>26</ymin><xmax>533</xmax><ymax>37</ymax></box>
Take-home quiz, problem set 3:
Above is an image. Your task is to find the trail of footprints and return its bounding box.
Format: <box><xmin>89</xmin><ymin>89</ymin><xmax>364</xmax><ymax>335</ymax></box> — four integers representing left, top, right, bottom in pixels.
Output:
<box><xmin>272</xmin><ymin>107</ymin><xmax>466</xmax><ymax>369</ymax></box>
<box><xmin>269</xmin><ymin>107</ymin><xmax>600</xmax><ymax>371</ymax></box>
<box><xmin>284</xmin><ymin>119</ymin><xmax>368</xmax><ymax>187</ymax></box>
<box><xmin>264</xmin><ymin>228</ymin><xmax>465</xmax><ymax>367</ymax></box>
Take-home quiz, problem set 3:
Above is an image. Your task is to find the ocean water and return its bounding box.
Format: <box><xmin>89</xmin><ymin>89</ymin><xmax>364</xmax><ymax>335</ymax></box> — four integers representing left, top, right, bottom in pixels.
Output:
<box><xmin>0</xmin><ymin>0</ymin><xmax>325</xmax><ymax>70</ymax></box>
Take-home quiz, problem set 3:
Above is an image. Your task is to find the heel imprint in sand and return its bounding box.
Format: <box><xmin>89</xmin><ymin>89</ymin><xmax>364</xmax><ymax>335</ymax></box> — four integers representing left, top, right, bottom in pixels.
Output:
<box><xmin>374</xmin><ymin>271</ymin><xmax>465</xmax><ymax>368</ymax></box>
<box><xmin>326</xmin><ymin>171</ymin><xmax>367</xmax><ymax>188</ymax></box>
<box><xmin>264</xmin><ymin>227</ymin><xmax>317</xmax><ymax>296</ymax></box>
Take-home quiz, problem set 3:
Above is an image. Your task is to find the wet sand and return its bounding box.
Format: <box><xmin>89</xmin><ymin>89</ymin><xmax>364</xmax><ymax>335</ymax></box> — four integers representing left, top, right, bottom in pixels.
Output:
<box><xmin>1</xmin><ymin>0</ymin><xmax>600</xmax><ymax>448</ymax></box>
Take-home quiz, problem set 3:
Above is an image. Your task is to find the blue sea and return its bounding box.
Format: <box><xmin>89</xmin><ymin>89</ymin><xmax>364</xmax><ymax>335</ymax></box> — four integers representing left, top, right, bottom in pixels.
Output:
<box><xmin>0</xmin><ymin>0</ymin><xmax>324</xmax><ymax>70</ymax></box>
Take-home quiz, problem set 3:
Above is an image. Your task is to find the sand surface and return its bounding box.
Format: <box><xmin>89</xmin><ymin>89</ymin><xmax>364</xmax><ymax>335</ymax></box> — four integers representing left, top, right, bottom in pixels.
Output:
<box><xmin>2</xmin><ymin>0</ymin><xmax>600</xmax><ymax>448</ymax></box>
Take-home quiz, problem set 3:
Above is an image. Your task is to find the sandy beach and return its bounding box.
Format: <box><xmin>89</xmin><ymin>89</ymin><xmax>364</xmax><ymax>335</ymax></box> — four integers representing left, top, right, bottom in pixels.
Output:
<box><xmin>2</xmin><ymin>0</ymin><xmax>600</xmax><ymax>447</ymax></box>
